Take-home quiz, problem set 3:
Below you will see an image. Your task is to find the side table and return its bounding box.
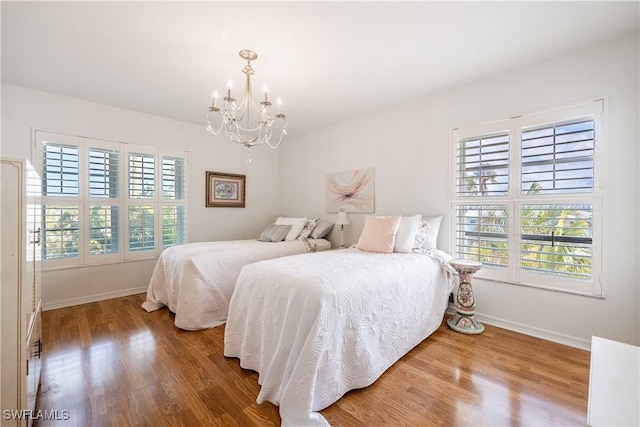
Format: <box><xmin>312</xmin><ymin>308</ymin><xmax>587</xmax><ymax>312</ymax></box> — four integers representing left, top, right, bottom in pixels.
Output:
<box><xmin>447</xmin><ymin>259</ymin><xmax>484</xmax><ymax>334</ymax></box>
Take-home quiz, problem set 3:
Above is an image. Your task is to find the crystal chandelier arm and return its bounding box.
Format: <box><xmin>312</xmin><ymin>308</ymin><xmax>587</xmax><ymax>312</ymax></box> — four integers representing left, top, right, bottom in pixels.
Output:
<box><xmin>266</xmin><ymin>117</ymin><xmax>288</xmax><ymax>149</ymax></box>
<box><xmin>206</xmin><ymin>110</ymin><xmax>224</xmax><ymax>135</ymax></box>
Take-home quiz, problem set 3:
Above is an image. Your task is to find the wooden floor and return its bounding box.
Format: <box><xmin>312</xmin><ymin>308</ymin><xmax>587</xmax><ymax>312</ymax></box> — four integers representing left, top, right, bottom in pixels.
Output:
<box><xmin>35</xmin><ymin>293</ymin><xmax>590</xmax><ymax>426</ymax></box>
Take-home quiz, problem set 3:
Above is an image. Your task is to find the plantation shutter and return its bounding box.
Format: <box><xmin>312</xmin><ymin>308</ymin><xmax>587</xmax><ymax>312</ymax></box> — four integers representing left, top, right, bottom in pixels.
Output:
<box><xmin>128</xmin><ymin>153</ymin><xmax>155</xmax><ymax>199</ymax></box>
<box><xmin>520</xmin><ymin>204</ymin><xmax>593</xmax><ymax>280</ymax></box>
<box><xmin>88</xmin><ymin>146</ymin><xmax>120</xmax><ymax>257</ymax></box>
<box><xmin>42</xmin><ymin>143</ymin><xmax>80</xmax><ymax>197</ymax></box>
<box><xmin>161</xmin><ymin>155</ymin><xmax>187</xmax><ymax>248</ymax></box>
<box><xmin>41</xmin><ymin>141</ymin><xmax>81</xmax><ymax>260</ymax></box>
<box><xmin>521</xmin><ymin>119</ymin><xmax>595</xmax><ymax>195</ymax></box>
<box><xmin>456</xmin><ymin>132</ymin><xmax>510</xmax><ymax>197</ymax></box>
<box><xmin>451</xmin><ymin>99</ymin><xmax>603</xmax><ymax>296</ymax></box>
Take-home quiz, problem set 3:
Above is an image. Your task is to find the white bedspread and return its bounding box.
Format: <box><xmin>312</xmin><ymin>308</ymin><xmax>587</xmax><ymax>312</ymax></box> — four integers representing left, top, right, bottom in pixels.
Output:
<box><xmin>223</xmin><ymin>248</ymin><xmax>454</xmax><ymax>426</ymax></box>
<box><xmin>141</xmin><ymin>238</ymin><xmax>330</xmax><ymax>330</ymax></box>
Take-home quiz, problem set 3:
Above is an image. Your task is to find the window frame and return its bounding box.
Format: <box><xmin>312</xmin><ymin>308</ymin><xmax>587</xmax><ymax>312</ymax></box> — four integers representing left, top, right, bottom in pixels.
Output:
<box><xmin>450</xmin><ymin>99</ymin><xmax>605</xmax><ymax>297</ymax></box>
<box><xmin>34</xmin><ymin>130</ymin><xmax>189</xmax><ymax>270</ymax></box>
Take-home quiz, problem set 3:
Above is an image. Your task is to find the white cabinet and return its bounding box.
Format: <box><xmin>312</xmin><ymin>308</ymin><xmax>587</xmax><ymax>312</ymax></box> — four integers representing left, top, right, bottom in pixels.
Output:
<box><xmin>587</xmin><ymin>336</ymin><xmax>640</xmax><ymax>426</ymax></box>
<box><xmin>1</xmin><ymin>159</ymin><xmax>42</xmax><ymax>427</ymax></box>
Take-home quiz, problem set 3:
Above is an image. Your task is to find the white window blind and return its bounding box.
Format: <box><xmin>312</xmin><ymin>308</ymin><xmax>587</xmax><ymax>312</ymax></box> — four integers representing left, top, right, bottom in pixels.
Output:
<box><xmin>128</xmin><ymin>205</ymin><xmax>155</xmax><ymax>252</ymax></box>
<box><xmin>89</xmin><ymin>205</ymin><xmax>119</xmax><ymax>255</ymax></box>
<box><xmin>89</xmin><ymin>148</ymin><xmax>119</xmax><ymax>199</ymax></box>
<box><xmin>160</xmin><ymin>155</ymin><xmax>187</xmax><ymax>248</ymax></box>
<box><xmin>455</xmin><ymin>205</ymin><xmax>509</xmax><ymax>269</ymax></box>
<box><xmin>162</xmin><ymin>156</ymin><xmax>185</xmax><ymax>200</ymax></box>
<box><xmin>42</xmin><ymin>143</ymin><xmax>80</xmax><ymax>197</ymax></box>
<box><xmin>41</xmin><ymin>140</ymin><xmax>82</xmax><ymax>263</ymax></box>
<box><xmin>521</xmin><ymin>120</ymin><xmax>595</xmax><ymax>195</ymax></box>
<box><xmin>451</xmin><ymin>100</ymin><xmax>604</xmax><ymax>296</ymax></box>
<box><xmin>456</xmin><ymin>132</ymin><xmax>510</xmax><ymax>197</ymax></box>
<box><xmin>162</xmin><ymin>205</ymin><xmax>185</xmax><ymax>248</ymax></box>
<box><xmin>520</xmin><ymin>204</ymin><xmax>593</xmax><ymax>280</ymax></box>
<box><xmin>128</xmin><ymin>153</ymin><xmax>155</xmax><ymax>199</ymax></box>
<box><xmin>36</xmin><ymin>131</ymin><xmax>188</xmax><ymax>268</ymax></box>
<box><xmin>42</xmin><ymin>205</ymin><xmax>80</xmax><ymax>260</ymax></box>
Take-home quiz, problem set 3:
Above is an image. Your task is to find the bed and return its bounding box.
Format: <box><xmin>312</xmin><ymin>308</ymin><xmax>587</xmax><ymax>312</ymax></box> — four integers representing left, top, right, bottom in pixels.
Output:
<box><xmin>141</xmin><ymin>237</ymin><xmax>331</xmax><ymax>330</ymax></box>
<box><xmin>223</xmin><ymin>246</ymin><xmax>454</xmax><ymax>426</ymax></box>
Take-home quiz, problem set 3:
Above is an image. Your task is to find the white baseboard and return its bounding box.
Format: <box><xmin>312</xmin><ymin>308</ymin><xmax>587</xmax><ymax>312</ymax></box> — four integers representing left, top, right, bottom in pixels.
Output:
<box><xmin>445</xmin><ymin>308</ymin><xmax>591</xmax><ymax>351</ymax></box>
<box><xmin>43</xmin><ymin>286</ymin><xmax>148</xmax><ymax>311</ymax></box>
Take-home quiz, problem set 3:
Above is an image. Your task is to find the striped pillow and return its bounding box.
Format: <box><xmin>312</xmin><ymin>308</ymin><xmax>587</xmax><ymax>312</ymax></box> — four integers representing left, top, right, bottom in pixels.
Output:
<box><xmin>258</xmin><ymin>224</ymin><xmax>291</xmax><ymax>242</ymax></box>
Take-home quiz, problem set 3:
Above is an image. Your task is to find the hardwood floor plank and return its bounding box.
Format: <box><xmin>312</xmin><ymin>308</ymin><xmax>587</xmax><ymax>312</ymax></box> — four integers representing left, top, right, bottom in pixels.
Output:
<box><xmin>35</xmin><ymin>293</ymin><xmax>590</xmax><ymax>426</ymax></box>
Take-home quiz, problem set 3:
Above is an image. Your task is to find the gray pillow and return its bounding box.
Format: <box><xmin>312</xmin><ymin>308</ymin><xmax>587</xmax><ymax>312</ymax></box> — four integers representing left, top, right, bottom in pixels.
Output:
<box><xmin>310</xmin><ymin>220</ymin><xmax>334</xmax><ymax>239</ymax></box>
<box><xmin>258</xmin><ymin>224</ymin><xmax>291</xmax><ymax>242</ymax></box>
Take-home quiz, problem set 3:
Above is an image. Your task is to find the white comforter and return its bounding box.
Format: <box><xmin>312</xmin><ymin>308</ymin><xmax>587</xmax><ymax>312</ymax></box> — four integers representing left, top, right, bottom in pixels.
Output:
<box><xmin>141</xmin><ymin>239</ymin><xmax>330</xmax><ymax>330</ymax></box>
<box><xmin>224</xmin><ymin>248</ymin><xmax>454</xmax><ymax>426</ymax></box>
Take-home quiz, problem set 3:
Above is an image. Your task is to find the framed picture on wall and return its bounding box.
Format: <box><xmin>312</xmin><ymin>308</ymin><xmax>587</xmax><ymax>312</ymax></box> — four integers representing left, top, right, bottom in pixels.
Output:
<box><xmin>206</xmin><ymin>171</ymin><xmax>246</xmax><ymax>208</ymax></box>
<box><xmin>326</xmin><ymin>167</ymin><xmax>375</xmax><ymax>213</ymax></box>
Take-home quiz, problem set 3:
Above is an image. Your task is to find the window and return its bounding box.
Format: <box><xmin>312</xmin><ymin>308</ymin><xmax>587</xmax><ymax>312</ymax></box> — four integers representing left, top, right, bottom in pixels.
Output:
<box><xmin>451</xmin><ymin>100</ymin><xmax>603</xmax><ymax>296</ymax></box>
<box><xmin>36</xmin><ymin>131</ymin><xmax>188</xmax><ymax>268</ymax></box>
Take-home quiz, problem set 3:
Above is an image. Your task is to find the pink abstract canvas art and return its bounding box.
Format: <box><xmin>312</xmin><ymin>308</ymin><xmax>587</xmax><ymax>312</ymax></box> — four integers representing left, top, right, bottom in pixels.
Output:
<box><xmin>326</xmin><ymin>167</ymin><xmax>375</xmax><ymax>213</ymax></box>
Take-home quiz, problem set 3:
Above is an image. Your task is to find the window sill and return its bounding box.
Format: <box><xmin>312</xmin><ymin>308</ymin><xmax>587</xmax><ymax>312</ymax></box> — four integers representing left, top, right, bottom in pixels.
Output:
<box><xmin>42</xmin><ymin>256</ymin><xmax>159</xmax><ymax>272</ymax></box>
<box><xmin>473</xmin><ymin>275</ymin><xmax>605</xmax><ymax>299</ymax></box>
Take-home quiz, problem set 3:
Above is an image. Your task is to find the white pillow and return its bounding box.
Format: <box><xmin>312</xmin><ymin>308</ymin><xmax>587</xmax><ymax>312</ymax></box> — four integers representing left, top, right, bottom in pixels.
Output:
<box><xmin>356</xmin><ymin>215</ymin><xmax>401</xmax><ymax>254</ymax></box>
<box><xmin>423</xmin><ymin>215</ymin><xmax>443</xmax><ymax>249</ymax></box>
<box><xmin>394</xmin><ymin>215</ymin><xmax>422</xmax><ymax>253</ymax></box>
<box><xmin>275</xmin><ymin>216</ymin><xmax>308</xmax><ymax>241</ymax></box>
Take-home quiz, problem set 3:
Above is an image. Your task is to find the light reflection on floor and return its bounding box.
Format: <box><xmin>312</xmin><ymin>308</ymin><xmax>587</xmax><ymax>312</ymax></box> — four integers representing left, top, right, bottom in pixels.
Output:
<box><xmin>452</xmin><ymin>369</ymin><xmax>577</xmax><ymax>426</ymax></box>
<box><xmin>128</xmin><ymin>330</ymin><xmax>156</xmax><ymax>364</ymax></box>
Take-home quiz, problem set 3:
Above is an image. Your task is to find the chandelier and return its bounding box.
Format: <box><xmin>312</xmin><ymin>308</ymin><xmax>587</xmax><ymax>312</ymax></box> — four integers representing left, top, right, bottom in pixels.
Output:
<box><xmin>206</xmin><ymin>49</ymin><xmax>288</xmax><ymax>162</ymax></box>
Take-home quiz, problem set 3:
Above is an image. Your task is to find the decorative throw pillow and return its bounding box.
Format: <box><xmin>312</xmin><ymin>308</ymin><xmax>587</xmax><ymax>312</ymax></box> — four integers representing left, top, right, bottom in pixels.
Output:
<box><xmin>298</xmin><ymin>217</ymin><xmax>320</xmax><ymax>239</ymax></box>
<box><xmin>356</xmin><ymin>215</ymin><xmax>402</xmax><ymax>254</ymax></box>
<box><xmin>257</xmin><ymin>224</ymin><xmax>291</xmax><ymax>242</ymax></box>
<box><xmin>274</xmin><ymin>217</ymin><xmax>307</xmax><ymax>241</ymax></box>
<box><xmin>310</xmin><ymin>220</ymin><xmax>334</xmax><ymax>239</ymax></box>
<box><xmin>394</xmin><ymin>215</ymin><xmax>422</xmax><ymax>253</ymax></box>
<box><xmin>423</xmin><ymin>215</ymin><xmax>443</xmax><ymax>249</ymax></box>
<box><xmin>412</xmin><ymin>219</ymin><xmax>432</xmax><ymax>250</ymax></box>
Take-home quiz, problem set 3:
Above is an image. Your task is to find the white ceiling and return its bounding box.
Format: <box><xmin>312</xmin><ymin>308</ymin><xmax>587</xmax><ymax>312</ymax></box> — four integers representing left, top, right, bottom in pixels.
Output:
<box><xmin>2</xmin><ymin>1</ymin><xmax>638</xmax><ymax>137</ymax></box>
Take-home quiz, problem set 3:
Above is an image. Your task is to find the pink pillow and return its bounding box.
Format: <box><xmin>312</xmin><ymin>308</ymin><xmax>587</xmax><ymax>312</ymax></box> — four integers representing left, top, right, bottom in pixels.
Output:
<box><xmin>356</xmin><ymin>215</ymin><xmax>402</xmax><ymax>253</ymax></box>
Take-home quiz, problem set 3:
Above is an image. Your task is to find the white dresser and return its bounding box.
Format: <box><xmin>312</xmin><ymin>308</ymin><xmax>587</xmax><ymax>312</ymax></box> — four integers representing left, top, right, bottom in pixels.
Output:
<box><xmin>1</xmin><ymin>159</ymin><xmax>43</xmax><ymax>427</ymax></box>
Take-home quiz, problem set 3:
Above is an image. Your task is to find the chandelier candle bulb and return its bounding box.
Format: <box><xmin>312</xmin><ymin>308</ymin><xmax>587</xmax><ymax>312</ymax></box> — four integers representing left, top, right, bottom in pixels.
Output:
<box><xmin>212</xmin><ymin>90</ymin><xmax>219</xmax><ymax>109</ymax></box>
<box><xmin>227</xmin><ymin>80</ymin><xmax>232</xmax><ymax>99</ymax></box>
<box><xmin>263</xmin><ymin>85</ymin><xmax>268</xmax><ymax>103</ymax></box>
<box><xmin>277</xmin><ymin>97</ymin><xmax>282</xmax><ymax>114</ymax></box>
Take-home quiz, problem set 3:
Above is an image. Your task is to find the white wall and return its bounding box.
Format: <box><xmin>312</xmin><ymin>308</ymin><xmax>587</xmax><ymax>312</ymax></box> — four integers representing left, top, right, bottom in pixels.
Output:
<box><xmin>279</xmin><ymin>33</ymin><xmax>640</xmax><ymax>349</ymax></box>
<box><xmin>1</xmin><ymin>84</ymin><xmax>281</xmax><ymax>309</ymax></box>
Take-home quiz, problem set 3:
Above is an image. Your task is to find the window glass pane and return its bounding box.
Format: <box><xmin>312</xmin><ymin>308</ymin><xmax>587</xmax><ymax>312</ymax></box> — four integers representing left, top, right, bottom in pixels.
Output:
<box><xmin>455</xmin><ymin>205</ymin><xmax>509</xmax><ymax>268</ymax></box>
<box><xmin>162</xmin><ymin>205</ymin><xmax>185</xmax><ymax>248</ymax></box>
<box><xmin>89</xmin><ymin>205</ymin><xmax>120</xmax><ymax>255</ymax></box>
<box><xmin>520</xmin><ymin>204</ymin><xmax>592</xmax><ymax>280</ymax></box>
<box><xmin>42</xmin><ymin>143</ymin><xmax>79</xmax><ymax>197</ymax></box>
<box><xmin>521</xmin><ymin>120</ymin><xmax>594</xmax><ymax>195</ymax></box>
<box><xmin>128</xmin><ymin>205</ymin><xmax>155</xmax><ymax>251</ymax></box>
<box><xmin>456</xmin><ymin>133</ymin><xmax>509</xmax><ymax>197</ymax></box>
<box><xmin>162</xmin><ymin>156</ymin><xmax>185</xmax><ymax>200</ymax></box>
<box><xmin>89</xmin><ymin>148</ymin><xmax>119</xmax><ymax>198</ymax></box>
<box><xmin>129</xmin><ymin>153</ymin><xmax>155</xmax><ymax>198</ymax></box>
<box><xmin>42</xmin><ymin>205</ymin><xmax>80</xmax><ymax>259</ymax></box>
